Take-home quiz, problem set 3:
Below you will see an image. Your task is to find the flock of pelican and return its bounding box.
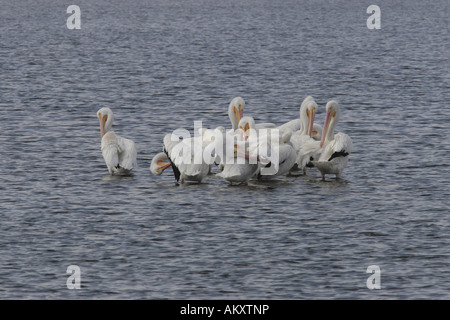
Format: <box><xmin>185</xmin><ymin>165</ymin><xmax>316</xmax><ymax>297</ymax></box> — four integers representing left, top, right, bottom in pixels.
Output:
<box><xmin>96</xmin><ymin>96</ymin><xmax>352</xmax><ymax>185</ymax></box>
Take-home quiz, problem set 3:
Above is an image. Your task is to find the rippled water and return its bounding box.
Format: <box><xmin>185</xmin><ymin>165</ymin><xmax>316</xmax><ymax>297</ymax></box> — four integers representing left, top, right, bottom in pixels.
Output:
<box><xmin>0</xmin><ymin>0</ymin><xmax>449</xmax><ymax>299</ymax></box>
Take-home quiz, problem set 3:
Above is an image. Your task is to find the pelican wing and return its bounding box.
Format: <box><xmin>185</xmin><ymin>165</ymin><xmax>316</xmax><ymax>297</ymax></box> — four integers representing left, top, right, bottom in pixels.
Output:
<box><xmin>297</xmin><ymin>138</ymin><xmax>322</xmax><ymax>168</ymax></box>
<box><xmin>255</xmin><ymin>122</ymin><xmax>276</xmax><ymax>130</ymax></box>
<box><xmin>272</xmin><ymin>144</ymin><xmax>296</xmax><ymax>176</ymax></box>
<box><xmin>117</xmin><ymin>135</ymin><xmax>138</xmax><ymax>170</ymax></box>
<box><xmin>277</xmin><ymin>119</ymin><xmax>301</xmax><ymax>133</ymax></box>
<box><xmin>278</xmin><ymin>144</ymin><xmax>296</xmax><ymax>167</ymax></box>
<box><xmin>163</xmin><ymin>134</ymin><xmax>211</xmax><ymax>182</ymax></box>
<box><xmin>326</xmin><ymin>133</ymin><xmax>352</xmax><ymax>161</ymax></box>
<box><xmin>101</xmin><ymin>131</ymin><xmax>120</xmax><ymax>169</ymax></box>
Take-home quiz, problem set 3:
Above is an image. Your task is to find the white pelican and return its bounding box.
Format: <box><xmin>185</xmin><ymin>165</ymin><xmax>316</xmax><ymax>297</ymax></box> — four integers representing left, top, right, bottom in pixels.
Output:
<box><xmin>254</xmin><ymin>128</ymin><xmax>297</xmax><ymax>179</ymax></box>
<box><xmin>228</xmin><ymin>97</ymin><xmax>245</xmax><ymax>132</ymax></box>
<box><xmin>290</xmin><ymin>98</ymin><xmax>323</xmax><ymax>173</ymax></box>
<box><xmin>312</xmin><ymin>100</ymin><xmax>353</xmax><ymax>180</ymax></box>
<box><xmin>217</xmin><ymin>116</ymin><xmax>259</xmax><ymax>185</ymax></box>
<box><xmin>207</xmin><ymin>96</ymin><xmax>268</xmax><ymax>171</ymax></box>
<box><xmin>159</xmin><ymin>133</ymin><xmax>211</xmax><ymax>184</ymax></box>
<box><xmin>277</xmin><ymin>96</ymin><xmax>322</xmax><ymax>141</ymax></box>
<box><xmin>209</xmin><ymin>96</ymin><xmax>273</xmax><ymax>170</ymax></box>
<box><xmin>228</xmin><ymin>96</ymin><xmax>275</xmax><ymax>132</ymax></box>
<box><xmin>97</xmin><ymin>107</ymin><xmax>138</xmax><ymax>175</ymax></box>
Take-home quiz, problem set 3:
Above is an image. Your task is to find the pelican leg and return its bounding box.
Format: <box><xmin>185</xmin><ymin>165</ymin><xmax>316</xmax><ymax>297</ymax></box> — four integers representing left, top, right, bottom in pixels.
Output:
<box><xmin>322</xmin><ymin>174</ymin><xmax>325</xmax><ymax>181</ymax></box>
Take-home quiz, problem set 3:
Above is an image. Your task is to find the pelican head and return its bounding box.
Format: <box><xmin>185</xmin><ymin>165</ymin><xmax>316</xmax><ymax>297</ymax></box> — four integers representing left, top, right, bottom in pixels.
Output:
<box><xmin>299</xmin><ymin>98</ymin><xmax>317</xmax><ymax>137</ymax></box>
<box><xmin>228</xmin><ymin>97</ymin><xmax>245</xmax><ymax>130</ymax></box>
<box><xmin>97</xmin><ymin>107</ymin><xmax>114</xmax><ymax>137</ymax></box>
<box><xmin>301</xmin><ymin>96</ymin><xmax>314</xmax><ymax>106</ymax></box>
<box><xmin>320</xmin><ymin>100</ymin><xmax>340</xmax><ymax>147</ymax></box>
<box><xmin>150</xmin><ymin>152</ymin><xmax>172</xmax><ymax>175</ymax></box>
<box><xmin>238</xmin><ymin>116</ymin><xmax>256</xmax><ymax>138</ymax></box>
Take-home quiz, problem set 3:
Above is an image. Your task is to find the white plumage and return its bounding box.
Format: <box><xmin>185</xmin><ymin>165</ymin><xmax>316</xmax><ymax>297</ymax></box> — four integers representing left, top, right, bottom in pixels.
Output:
<box><xmin>254</xmin><ymin>128</ymin><xmax>297</xmax><ymax>179</ymax></box>
<box><xmin>97</xmin><ymin>107</ymin><xmax>137</xmax><ymax>176</ymax></box>
<box><xmin>160</xmin><ymin>133</ymin><xmax>211</xmax><ymax>184</ymax></box>
<box><xmin>312</xmin><ymin>100</ymin><xmax>352</xmax><ymax>180</ymax></box>
<box><xmin>277</xmin><ymin>96</ymin><xmax>322</xmax><ymax>140</ymax></box>
<box><xmin>217</xmin><ymin>116</ymin><xmax>259</xmax><ymax>185</ymax></box>
<box><xmin>227</xmin><ymin>97</ymin><xmax>245</xmax><ymax>132</ymax></box>
<box><xmin>285</xmin><ymin>97</ymin><xmax>323</xmax><ymax>173</ymax></box>
<box><xmin>149</xmin><ymin>96</ymin><xmax>353</xmax><ymax>185</ymax></box>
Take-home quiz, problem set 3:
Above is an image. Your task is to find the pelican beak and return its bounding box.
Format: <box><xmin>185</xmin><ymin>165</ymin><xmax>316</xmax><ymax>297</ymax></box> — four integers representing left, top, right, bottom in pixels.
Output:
<box><xmin>156</xmin><ymin>160</ymin><xmax>171</xmax><ymax>173</ymax></box>
<box><xmin>239</xmin><ymin>105</ymin><xmax>244</xmax><ymax>120</ymax></box>
<box><xmin>239</xmin><ymin>123</ymin><xmax>250</xmax><ymax>140</ymax></box>
<box><xmin>238</xmin><ymin>126</ymin><xmax>246</xmax><ymax>140</ymax></box>
<box><xmin>234</xmin><ymin>107</ymin><xmax>241</xmax><ymax>124</ymax></box>
<box><xmin>99</xmin><ymin>114</ymin><xmax>107</xmax><ymax>138</ymax></box>
<box><xmin>320</xmin><ymin>110</ymin><xmax>331</xmax><ymax>147</ymax></box>
<box><xmin>307</xmin><ymin>107</ymin><xmax>316</xmax><ymax>137</ymax></box>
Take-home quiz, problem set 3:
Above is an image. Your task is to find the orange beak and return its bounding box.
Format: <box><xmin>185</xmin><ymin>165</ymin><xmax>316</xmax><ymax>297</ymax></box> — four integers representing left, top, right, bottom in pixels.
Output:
<box><xmin>234</xmin><ymin>107</ymin><xmax>241</xmax><ymax>124</ymax></box>
<box><xmin>156</xmin><ymin>160</ymin><xmax>171</xmax><ymax>173</ymax></box>
<box><xmin>307</xmin><ymin>108</ymin><xmax>316</xmax><ymax>137</ymax></box>
<box><xmin>99</xmin><ymin>114</ymin><xmax>108</xmax><ymax>137</ymax></box>
<box><xmin>320</xmin><ymin>111</ymin><xmax>331</xmax><ymax>147</ymax></box>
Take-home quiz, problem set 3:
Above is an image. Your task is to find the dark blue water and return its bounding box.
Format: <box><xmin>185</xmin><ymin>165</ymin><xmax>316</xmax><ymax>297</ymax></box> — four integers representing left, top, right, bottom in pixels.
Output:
<box><xmin>0</xmin><ymin>0</ymin><xmax>449</xmax><ymax>299</ymax></box>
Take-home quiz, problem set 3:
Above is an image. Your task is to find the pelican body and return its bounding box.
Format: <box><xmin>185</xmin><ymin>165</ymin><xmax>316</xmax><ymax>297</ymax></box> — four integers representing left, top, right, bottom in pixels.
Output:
<box><xmin>284</xmin><ymin>97</ymin><xmax>323</xmax><ymax>173</ymax></box>
<box><xmin>217</xmin><ymin>117</ymin><xmax>259</xmax><ymax>185</ymax></box>
<box><xmin>312</xmin><ymin>100</ymin><xmax>352</xmax><ymax>180</ymax></box>
<box><xmin>97</xmin><ymin>107</ymin><xmax>138</xmax><ymax>175</ymax></box>
<box><xmin>254</xmin><ymin>128</ymin><xmax>297</xmax><ymax>179</ymax></box>
<box><xmin>152</xmin><ymin>134</ymin><xmax>210</xmax><ymax>184</ymax></box>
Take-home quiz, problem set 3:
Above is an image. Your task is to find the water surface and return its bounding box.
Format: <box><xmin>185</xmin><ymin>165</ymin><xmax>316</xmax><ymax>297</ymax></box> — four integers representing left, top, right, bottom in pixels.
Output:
<box><xmin>0</xmin><ymin>0</ymin><xmax>449</xmax><ymax>299</ymax></box>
